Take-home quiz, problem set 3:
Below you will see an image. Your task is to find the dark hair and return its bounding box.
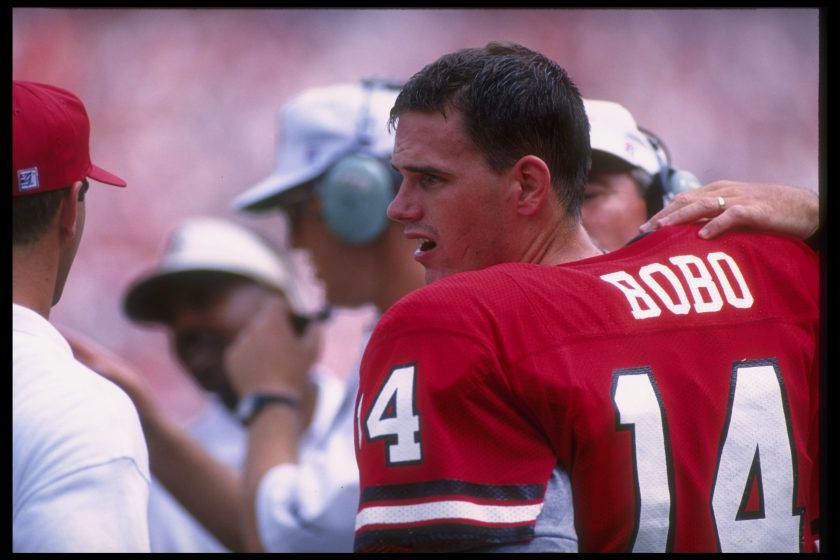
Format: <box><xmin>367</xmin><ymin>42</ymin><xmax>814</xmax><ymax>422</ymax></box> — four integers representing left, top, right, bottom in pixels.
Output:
<box><xmin>389</xmin><ymin>41</ymin><xmax>591</xmax><ymax>218</ymax></box>
<box><xmin>13</xmin><ymin>188</ymin><xmax>69</xmax><ymax>245</ymax></box>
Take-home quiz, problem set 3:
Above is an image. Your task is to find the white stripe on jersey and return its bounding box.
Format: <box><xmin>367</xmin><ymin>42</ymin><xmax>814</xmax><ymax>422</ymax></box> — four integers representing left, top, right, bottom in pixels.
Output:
<box><xmin>355</xmin><ymin>500</ymin><xmax>543</xmax><ymax>530</ymax></box>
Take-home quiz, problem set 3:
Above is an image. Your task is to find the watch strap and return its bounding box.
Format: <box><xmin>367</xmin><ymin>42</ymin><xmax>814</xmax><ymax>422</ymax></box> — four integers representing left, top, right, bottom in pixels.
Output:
<box><xmin>238</xmin><ymin>392</ymin><xmax>301</xmax><ymax>426</ymax></box>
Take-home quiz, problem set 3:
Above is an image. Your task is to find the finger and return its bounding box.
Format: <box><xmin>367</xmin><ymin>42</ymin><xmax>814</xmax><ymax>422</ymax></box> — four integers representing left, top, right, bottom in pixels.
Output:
<box><xmin>696</xmin><ymin>209</ymin><xmax>742</xmax><ymax>239</ymax></box>
<box><xmin>641</xmin><ymin>196</ymin><xmax>723</xmax><ymax>232</ymax></box>
<box><xmin>644</xmin><ymin>195</ymin><xmax>692</xmax><ymax>225</ymax></box>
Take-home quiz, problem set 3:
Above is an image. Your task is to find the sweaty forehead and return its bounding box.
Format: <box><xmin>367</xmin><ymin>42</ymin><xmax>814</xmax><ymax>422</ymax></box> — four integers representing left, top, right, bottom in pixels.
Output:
<box><xmin>393</xmin><ymin>110</ymin><xmax>478</xmax><ymax>173</ymax></box>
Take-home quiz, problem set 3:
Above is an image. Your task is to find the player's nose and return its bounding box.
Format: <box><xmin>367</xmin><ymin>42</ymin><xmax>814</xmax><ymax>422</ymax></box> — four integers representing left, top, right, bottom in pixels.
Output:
<box><xmin>387</xmin><ymin>182</ymin><xmax>422</xmax><ymax>224</ymax></box>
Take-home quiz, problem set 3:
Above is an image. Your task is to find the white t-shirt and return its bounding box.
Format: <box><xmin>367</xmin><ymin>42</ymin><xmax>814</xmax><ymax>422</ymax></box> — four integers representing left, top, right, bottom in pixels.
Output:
<box><xmin>147</xmin><ymin>366</ymin><xmax>347</xmax><ymax>552</ymax></box>
<box><xmin>256</xmin><ymin>328</ymin><xmax>372</xmax><ymax>552</ymax></box>
<box><xmin>12</xmin><ymin>304</ymin><xmax>151</xmax><ymax>552</ymax></box>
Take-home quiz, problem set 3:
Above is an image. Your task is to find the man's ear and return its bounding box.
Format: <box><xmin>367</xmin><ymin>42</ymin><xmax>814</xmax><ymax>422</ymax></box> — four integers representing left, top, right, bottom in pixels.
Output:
<box><xmin>57</xmin><ymin>181</ymin><xmax>84</xmax><ymax>240</ymax></box>
<box><xmin>512</xmin><ymin>155</ymin><xmax>552</xmax><ymax>217</ymax></box>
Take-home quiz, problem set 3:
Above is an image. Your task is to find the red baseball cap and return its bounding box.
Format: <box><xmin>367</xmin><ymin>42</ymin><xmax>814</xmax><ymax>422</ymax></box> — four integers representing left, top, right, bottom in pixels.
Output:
<box><xmin>12</xmin><ymin>80</ymin><xmax>126</xmax><ymax>196</ymax></box>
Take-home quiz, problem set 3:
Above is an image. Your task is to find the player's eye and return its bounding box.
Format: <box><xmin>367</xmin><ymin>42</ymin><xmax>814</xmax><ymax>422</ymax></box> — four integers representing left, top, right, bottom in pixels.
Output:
<box><xmin>419</xmin><ymin>174</ymin><xmax>443</xmax><ymax>189</ymax></box>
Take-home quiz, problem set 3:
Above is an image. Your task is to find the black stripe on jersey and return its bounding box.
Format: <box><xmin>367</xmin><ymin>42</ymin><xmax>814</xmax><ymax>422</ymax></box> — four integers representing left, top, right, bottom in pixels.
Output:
<box><xmin>360</xmin><ymin>479</ymin><xmax>545</xmax><ymax>504</ymax></box>
<box><xmin>354</xmin><ymin>521</ymin><xmax>535</xmax><ymax>552</ymax></box>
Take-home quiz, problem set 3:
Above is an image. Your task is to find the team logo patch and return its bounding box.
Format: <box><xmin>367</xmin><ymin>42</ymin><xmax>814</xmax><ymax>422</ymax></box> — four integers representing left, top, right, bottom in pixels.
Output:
<box><xmin>18</xmin><ymin>168</ymin><xmax>40</xmax><ymax>192</ymax></box>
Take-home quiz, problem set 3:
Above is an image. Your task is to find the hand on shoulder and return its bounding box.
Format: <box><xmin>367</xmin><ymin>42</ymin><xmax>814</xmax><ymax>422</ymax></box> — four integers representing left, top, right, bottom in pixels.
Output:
<box><xmin>641</xmin><ymin>180</ymin><xmax>819</xmax><ymax>242</ymax></box>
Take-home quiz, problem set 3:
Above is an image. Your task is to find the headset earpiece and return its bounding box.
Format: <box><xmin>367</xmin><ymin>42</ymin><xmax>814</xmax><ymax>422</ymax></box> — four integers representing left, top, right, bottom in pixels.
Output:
<box><xmin>318</xmin><ymin>153</ymin><xmax>395</xmax><ymax>245</ymax></box>
<box><xmin>314</xmin><ymin>78</ymin><xmax>402</xmax><ymax>245</ymax></box>
<box><xmin>666</xmin><ymin>169</ymin><xmax>702</xmax><ymax>199</ymax></box>
<box><xmin>639</xmin><ymin>127</ymin><xmax>701</xmax><ymax>217</ymax></box>
<box><xmin>644</xmin><ymin>168</ymin><xmax>702</xmax><ymax>216</ymax></box>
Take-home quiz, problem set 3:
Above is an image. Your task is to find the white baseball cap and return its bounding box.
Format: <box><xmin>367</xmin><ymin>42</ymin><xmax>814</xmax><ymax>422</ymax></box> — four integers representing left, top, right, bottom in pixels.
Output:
<box><xmin>123</xmin><ymin>217</ymin><xmax>317</xmax><ymax>322</ymax></box>
<box><xmin>232</xmin><ymin>81</ymin><xmax>400</xmax><ymax>212</ymax></box>
<box><xmin>584</xmin><ymin>99</ymin><xmax>663</xmax><ymax>175</ymax></box>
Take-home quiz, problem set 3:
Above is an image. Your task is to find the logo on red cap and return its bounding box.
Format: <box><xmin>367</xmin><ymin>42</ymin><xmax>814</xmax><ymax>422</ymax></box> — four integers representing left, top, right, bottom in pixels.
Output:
<box><xmin>12</xmin><ymin>80</ymin><xmax>126</xmax><ymax>197</ymax></box>
<box><xmin>17</xmin><ymin>168</ymin><xmax>40</xmax><ymax>192</ymax></box>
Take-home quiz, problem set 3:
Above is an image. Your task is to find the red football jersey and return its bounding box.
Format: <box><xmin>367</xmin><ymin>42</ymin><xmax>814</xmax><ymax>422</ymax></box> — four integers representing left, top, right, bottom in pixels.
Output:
<box><xmin>354</xmin><ymin>224</ymin><xmax>820</xmax><ymax>552</ymax></box>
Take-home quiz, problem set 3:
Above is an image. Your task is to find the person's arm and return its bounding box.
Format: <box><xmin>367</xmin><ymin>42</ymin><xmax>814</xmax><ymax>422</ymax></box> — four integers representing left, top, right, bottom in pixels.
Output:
<box><xmin>641</xmin><ymin>181</ymin><xmax>819</xmax><ymax>245</ymax></box>
<box><xmin>65</xmin><ymin>329</ymin><xmax>244</xmax><ymax>552</ymax></box>
<box><xmin>224</xmin><ymin>295</ymin><xmax>319</xmax><ymax>553</ymax></box>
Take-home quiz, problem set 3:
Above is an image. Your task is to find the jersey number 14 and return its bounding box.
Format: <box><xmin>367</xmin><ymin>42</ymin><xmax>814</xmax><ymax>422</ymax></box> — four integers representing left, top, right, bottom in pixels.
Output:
<box><xmin>612</xmin><ymin>358</ymin><xmax>803</xmax><ymax>552</ymax></box>
<box><xmin>361</xmin><ymin>358</ymin><xmax>804</xmax><ymax>552</ymax></box>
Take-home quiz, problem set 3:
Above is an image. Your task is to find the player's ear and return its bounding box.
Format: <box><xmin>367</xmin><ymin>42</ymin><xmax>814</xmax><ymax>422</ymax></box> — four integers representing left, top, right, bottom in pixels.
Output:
<box><xmin>57</xmin><ymin>181</ymin><xmax>84</xmax><ymax>240</ymax></box>
<box><xmin>511</xmin><ymin>155</ymin><xmax>551</xmax><ymax>217</ymax></box>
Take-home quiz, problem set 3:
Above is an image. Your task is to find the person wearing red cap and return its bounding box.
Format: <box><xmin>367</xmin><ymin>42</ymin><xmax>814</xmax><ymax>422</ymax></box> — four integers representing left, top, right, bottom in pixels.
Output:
<box><xmin>12</xmin><ymin>80</ymin><xmax>151</xmax><ymax>552</ymax></box>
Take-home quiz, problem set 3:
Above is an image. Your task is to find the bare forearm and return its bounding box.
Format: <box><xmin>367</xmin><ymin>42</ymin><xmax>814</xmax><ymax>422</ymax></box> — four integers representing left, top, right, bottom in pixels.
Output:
<box><xmin>143</xmin><ymin>412</ymin><xmax>244</xmax><ymax>552</ymax></box>
<box><xmin>224</xmin><ymin>296</ymin><xmax>318</xmax><ymax>551</ymax></box>
<box><xmin>240</xmin><ymin>405</ymin><xmax>302</xmax><ymax>553</ymax></box>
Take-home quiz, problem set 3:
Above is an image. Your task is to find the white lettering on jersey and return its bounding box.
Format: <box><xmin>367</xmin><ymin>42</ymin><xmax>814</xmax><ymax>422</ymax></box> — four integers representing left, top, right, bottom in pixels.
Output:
<box><xmin>639</xmin><ymin>263</ymin><xmax>692</xmax><ymax>315</ymax></box>
<box><xmin>364</xmin><ymin>364</ymin><xmax>422</xmax><ymax>464</ymax></box>
<box><xmin>707</xmin><ymin>251</ymin><xmax>754</xmax><ymax>309</ymax></box>
<box><xmin>600</xmin><ymin>251</ymin><xmax>753</xmax><ymax>320</ymax></box>
<box><xmin>599</xmin><ymin>271</ymin><xmax>662</xmax><ymax>320</ymax></box>
<box><xmin>668</xmin><ymin>254</ymin><xmax>723</xmax><ymax>313</ymax></box>
<box><xmin>613</xmin><ymin>359</ymin><xmax>802</xmax><ymax>552</ymax></box>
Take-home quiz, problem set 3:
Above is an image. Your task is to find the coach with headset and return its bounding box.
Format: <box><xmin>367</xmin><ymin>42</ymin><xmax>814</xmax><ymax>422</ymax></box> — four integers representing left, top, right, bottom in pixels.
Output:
<box><xmin>226</xmin><ymin>80</ymin><xmax>425</xmax><ymax>552</ymax></box>
<box><xmin>580</xmin><ymin>99</ymin><xmax>702</xmax><ymax>253</ymax></box>
<box><xmin>580</xmin><ymin>99</ymin><xmax>819</xmax><ymax>253</ymax></box>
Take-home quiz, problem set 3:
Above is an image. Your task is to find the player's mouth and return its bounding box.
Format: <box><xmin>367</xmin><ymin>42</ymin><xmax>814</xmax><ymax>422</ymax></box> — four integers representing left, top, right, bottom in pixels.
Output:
<box><xmin>416</xmin><ymin>238</ymin><xmax>436</xmax><ymax>254</ymax></box>
<box><xmin>405</xmin><ymin>232</ymin><xmax>438</xmax><ymax>264</ymax></box>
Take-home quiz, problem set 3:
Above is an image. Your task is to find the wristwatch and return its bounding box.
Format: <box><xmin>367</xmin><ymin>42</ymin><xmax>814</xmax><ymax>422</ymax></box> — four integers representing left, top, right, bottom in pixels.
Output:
<box><xmin>236</xmin><ymin>392</ymin><xmax>301</xmax><ymax>426</ymax></box>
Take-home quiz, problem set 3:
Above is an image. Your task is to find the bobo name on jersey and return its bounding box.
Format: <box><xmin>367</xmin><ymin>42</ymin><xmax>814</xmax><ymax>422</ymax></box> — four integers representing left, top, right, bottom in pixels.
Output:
<box><xmin>600</xmin><ymin>250</ymin><xmax>753</xmax><ymax>320</ymax></box>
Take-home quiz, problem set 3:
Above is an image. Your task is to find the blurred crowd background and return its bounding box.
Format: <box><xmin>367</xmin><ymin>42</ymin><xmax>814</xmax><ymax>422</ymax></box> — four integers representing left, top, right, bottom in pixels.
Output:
<box><xmin>13</xmin><ymin>8</ymin><xmax>821</xmax><ymax>421</ymax></box>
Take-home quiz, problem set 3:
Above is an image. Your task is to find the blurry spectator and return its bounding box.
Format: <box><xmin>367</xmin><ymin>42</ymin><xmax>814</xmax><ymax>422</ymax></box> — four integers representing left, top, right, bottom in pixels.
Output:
<box><xmin>67</xmin><ymin>217</ymin><xmax>336</xmax><ymax>552</ymax></box>
<box><xmin>226</xmin><ymin>79</ymin><xmax>426</xmax><ymax>552</ymax></box>
<box><xmin>13</xmin><ymin>80</ymin><xmax>150</xmax><ymax>552</ymax></box>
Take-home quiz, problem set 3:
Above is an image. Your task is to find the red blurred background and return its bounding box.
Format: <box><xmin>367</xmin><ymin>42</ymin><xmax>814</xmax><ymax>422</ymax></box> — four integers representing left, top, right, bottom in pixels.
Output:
<box><xmin>13</xmin><ymin>8</ymin><xmax>821</xmax><ymax>422</ymax></box>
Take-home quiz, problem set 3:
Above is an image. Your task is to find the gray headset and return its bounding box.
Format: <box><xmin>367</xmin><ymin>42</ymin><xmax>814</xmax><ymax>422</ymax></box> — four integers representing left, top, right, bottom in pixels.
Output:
<box><xmin>316</xmin><ymin>79</ymin><xmax>403</xmax><ymax>245</ymax></box>
<box><xmin>639</xmin><ymin>127</ymin><xmax>701</xmax><ymax>216</ymax></box>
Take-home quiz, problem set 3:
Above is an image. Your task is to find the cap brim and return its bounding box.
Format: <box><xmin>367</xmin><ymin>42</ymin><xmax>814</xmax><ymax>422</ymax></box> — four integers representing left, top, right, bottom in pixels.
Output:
<box><xmin>232</xmin><ymin>159</ymin><xmax>334</xmax><ymax>212</ymax></box>
<box><xmin>124</xmin><ymin>269</ymin><xmax>254</xmax><ymax>323</ymax></box>
<box><xmin>88</xmin><ymin>164</ymin><xmax>127</xmax><ymax>187</ymax></box>
<box><xmin>232</xmin><ymin>135</ymin><xmax>375</xmax><ymax>213</ymax></box>
<box><xmin>589</xmin><ymin>133</ymin><xmax>660</xmax><ymax>175</ymax></box>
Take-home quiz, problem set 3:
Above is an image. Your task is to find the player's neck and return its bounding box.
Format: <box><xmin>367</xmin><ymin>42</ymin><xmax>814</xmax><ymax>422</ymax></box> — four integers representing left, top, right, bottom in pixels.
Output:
<box><xmin>527</xmin><ymin>219</ymin><xmax>603</xmax><ymax>267</ymax></box>
<box><xmin>13</xmin><ymin>242</ymin><xmax>59</xmax><ymax>319</ymax></box>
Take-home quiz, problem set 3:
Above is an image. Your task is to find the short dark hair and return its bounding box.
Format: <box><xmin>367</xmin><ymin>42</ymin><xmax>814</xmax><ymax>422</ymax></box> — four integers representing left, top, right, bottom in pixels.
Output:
<box><xmin>389</xmin><ymin>41</ymin><xmax>591</xmax><ymax>218</ymax></box>
<box><xmin>13</xmin><ymin>188</ymin><xmax>69</xmax><ymax>245</ymax></box>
